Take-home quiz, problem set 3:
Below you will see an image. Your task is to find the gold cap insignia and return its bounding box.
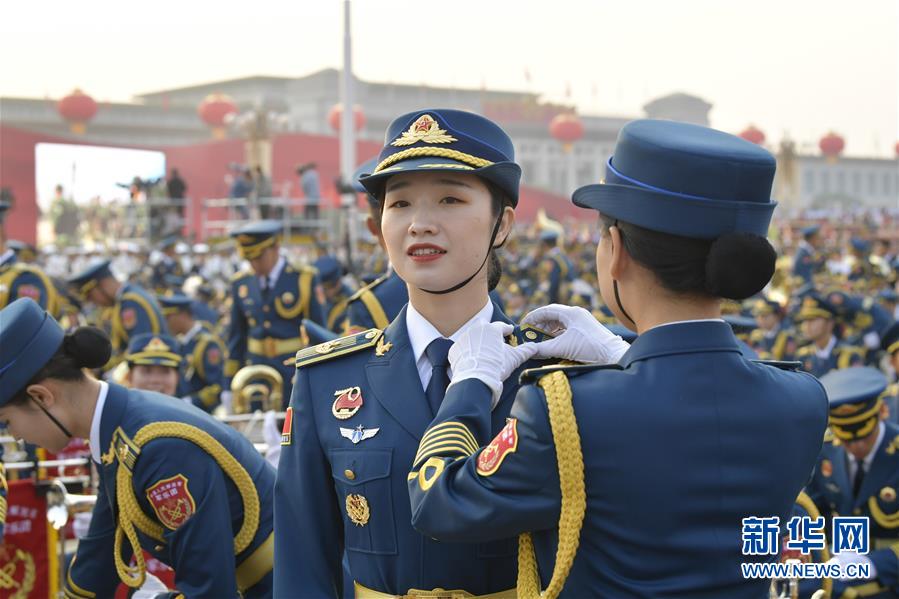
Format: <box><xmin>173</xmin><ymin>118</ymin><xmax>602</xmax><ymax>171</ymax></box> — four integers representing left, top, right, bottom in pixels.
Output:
<box><xmin>881</xmin><ymin>487</ymin><xmax>897</xmax><ymax>502</ymax></box>
<box><xmin>346</xmin><ymin>493</ymin><xmax>370</xmax><ymax>526</ymax></box>
<box><xmin>391</xmin><ymin>114</ymin><xmax>457</xmax><ymax>147</ymax></box>
<box><xmin>237</xmin><ymin>234</ymin><xmax>255</xmax><ymax>245</ymax></box>
<box><xmin>145</xmin><ymin>337</ymin><xmax>171</xmax><ymax>352</ymax></box>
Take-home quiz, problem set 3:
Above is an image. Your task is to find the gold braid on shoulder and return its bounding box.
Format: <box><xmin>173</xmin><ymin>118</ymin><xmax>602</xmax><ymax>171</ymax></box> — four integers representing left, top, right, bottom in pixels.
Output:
<box><xmin>113</xmin><ymin>422</ymin><xmax>260</xmax><ymax>588</ymax></box>
<box><xmin>517</xmin><ymin>370</ymin><xmax>586</xmax><ymax>599</ymax></box>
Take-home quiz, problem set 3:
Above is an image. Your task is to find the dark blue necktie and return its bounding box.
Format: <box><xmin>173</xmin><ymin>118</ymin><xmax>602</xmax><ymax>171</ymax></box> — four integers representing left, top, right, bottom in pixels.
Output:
<box><xmin>425</xmin><ymin>338</ymin><xmax>453</xmax><ymax>417</ymax></box>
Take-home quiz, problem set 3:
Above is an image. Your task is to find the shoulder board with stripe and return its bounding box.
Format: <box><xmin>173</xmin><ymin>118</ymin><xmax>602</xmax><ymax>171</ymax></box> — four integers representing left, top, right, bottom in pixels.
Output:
<box><xmin>347</xmin><ymin>274</ymin><xmax>389</xmax><ymax>302</ymax></box>
<box><xmin>295</xmin><ymin>328</ymin><xmax>383</xmax><ymax>369</ymax></box>
<box><xmin>519</xmin><ymin>362</ymin><xmax>622</xmax><ymax>384</ymax></box>
<box><xmin>751</xmin><ymin>360</ymin><xmax>803</xmax><ymax>371</ymax></box>
<box><xmin>507</xmin><ymin>323</ymin><xmax>555</xmax><ymax>347</ymax></box>
<box><xmin>230</xmin><ymin>269</ymin><xmax>253</xmax><ymax>283</ymax></box>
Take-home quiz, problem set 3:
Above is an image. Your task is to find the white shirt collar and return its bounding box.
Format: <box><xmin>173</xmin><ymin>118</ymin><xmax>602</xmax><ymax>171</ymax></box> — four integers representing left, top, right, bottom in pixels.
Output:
<box><xmin>89</xmin><ymin>381</ymin><xmax>110</xmax><ymax>464</ymax></box>
<box><xmin>644</xmin><ymin>318</ymin><xmax>725</xmax><ymax>333</ymax></box>
<box><xmin>261</xmin><ymin>255</ymin><xmax>286</xmax><ymax>288</ymax></box>
<box><xmin>815</xmin><ymin>335</ymin><xmax>837</xmax><ymax>359</ymax></box>
<box><xmin>180</xmin><ymin>321</ymin><xmax>204</xmax><ymax>345</ymax></box>
<box><xmin>406</xmin><ymin>298</ymin><xmax>494</xmax><ymax>390</ymax></box>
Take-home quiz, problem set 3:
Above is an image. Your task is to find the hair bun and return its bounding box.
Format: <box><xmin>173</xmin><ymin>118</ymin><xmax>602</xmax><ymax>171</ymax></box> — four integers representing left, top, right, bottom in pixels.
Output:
<box><xmin>63</xmin><ymin>327</ymin><xmax>112</xmax><ymax>369</ymax></box>
<box><xmin>704</xmin><ymin>233</ymin><xmax>776</xmax><ymax>300</ymax></box>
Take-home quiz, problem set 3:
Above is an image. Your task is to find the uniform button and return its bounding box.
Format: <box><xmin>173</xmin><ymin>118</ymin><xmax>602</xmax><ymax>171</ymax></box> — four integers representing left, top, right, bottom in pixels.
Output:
<box><xmin>263</xmin><ymin>306</ymin><xmax>270</xmax><ymax>312</ymax></box>
<box><xmin>154</xmin><ymin>544</ymin><xmax>165</xmax><ymax>552</ymax></box>
<box><xmin>264</xmin><ymin>321</ymin><xmax>271</xmax><ymax>329</ymax></box>
<box><xmin>525</xmin><ymin>331</ymin><xmax>538</xmax><ymax>340</ymax></box>
<box><xmin>344</xmin><ymin>469</ymin><xmax>355</xmax><ymax>480</ymax></box>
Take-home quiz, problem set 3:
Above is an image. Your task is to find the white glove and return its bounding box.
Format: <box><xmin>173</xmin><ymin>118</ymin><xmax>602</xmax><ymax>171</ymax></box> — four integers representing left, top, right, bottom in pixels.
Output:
<box><xmin>826</xmin><ymin>552</ymin><xmax>876</xmax><ymax>580</ymax></box>
<box><xmin>129</xmin><ymin>572</ymin><xmax>169</xmax><ymax>597</ymax></box>
<box><xmin>448</xmin><ymin>322</ymin><xmax>539</xmax><ymax>409</ymax></box>
<box><xmin>263</xmin><ymin>410</ymin><xmax>281</xmax><ymax>449</ymax></box>
<box><xmin>220</xmin><ymin>390</ymin><xmax>234</xmax><ymax>414</ymax></box>
<box><xmin>523</xmin><ymin>304</ymin><xmax>630</xmax><ymax>365</ymax></box>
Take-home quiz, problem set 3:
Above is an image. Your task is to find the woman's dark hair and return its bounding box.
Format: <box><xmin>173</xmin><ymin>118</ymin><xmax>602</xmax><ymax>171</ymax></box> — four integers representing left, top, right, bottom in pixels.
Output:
<box><xmin>9</xmin><ymin>327</ymin><xmax>111</xmax><ymax>405</ymax></box>
<box><xmin>374</xmin><ymin>177</ymin><xmax>513</xmax><ymax>292</ymax></box>
<box><xmin>599</xmin><ymin>215</ymin><xmax>776</xmax><ymax>300</ymax></box>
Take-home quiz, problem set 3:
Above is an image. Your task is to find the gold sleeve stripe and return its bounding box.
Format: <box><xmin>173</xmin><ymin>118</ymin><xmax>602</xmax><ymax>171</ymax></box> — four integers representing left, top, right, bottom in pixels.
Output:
<box><xmin>419</xmin><ymin>421</ymin><xmax>478</xmax><ymax>450</ymax></box>
<box><xmin>416</xmin><ymin>431</ymin><xmax>479</xmax><ymax>456</ymax></box>
<box><xmin>414</xmin><ymin>433</ymin><xmax>479</xmax><ymax>465</ymax></box>
<box><xmin>414</xmin><ymin>443</ymin><xmax>476</xmax><ymax>467</ymax></box>
<box><xmin>66</xmin><ymin>555</ymin><xmax>96</xmax><ymax>598</ymax></box>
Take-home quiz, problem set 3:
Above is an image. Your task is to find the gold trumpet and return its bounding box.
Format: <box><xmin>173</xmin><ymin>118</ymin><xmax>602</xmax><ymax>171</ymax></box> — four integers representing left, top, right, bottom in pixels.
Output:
<box><xmin>45</xmin><ymin>478</ymin><xmax>97</xmax><ymax>531</ymax></box>
<box><xmin>230</xmin><ymin>365</ymin><xmax>283</xmax><ymax>415</ymax></box>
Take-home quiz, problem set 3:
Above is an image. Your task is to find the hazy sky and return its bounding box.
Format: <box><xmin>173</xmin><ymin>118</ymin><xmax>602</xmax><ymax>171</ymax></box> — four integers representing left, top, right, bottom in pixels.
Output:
<box><xmin>1</xmin><ymin>0</ymin><xmax>896</xmax><ymax>157</ymax></box>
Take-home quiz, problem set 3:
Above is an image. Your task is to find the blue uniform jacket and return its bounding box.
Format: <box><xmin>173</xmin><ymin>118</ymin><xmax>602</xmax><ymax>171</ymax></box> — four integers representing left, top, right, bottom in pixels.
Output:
<box><xmin>806</xmin><ymin>422</ymin><xmax>899</xmax><ymax>598</ymax></box>
<box><xmin>274</xmin><ymin>304</ymin><xmax>549</xmax><ymax>598</ymax></box>
<box><xmin>108</xmin><ymin>283</ymin><xmax>168</xmax><ymax>366</ymax></box>
<box><xmin>226</xmin><ymin>264</ymin><xmax>325</xmax><ymax>405</ymax></box>
<box><xmin>793</xmin><ymin>243</ymin><xmax>824</xmax><ymax>283</ymax></box>
<box><xmin>178</xmin><ymin>322</ymin><xmax>227</xmax><ymax>412</ymax></box>
<box><xmin>0</xmin><ymin>252</ymin><xmax>58</xmax><ymax>313</ymax></box>
<box><xmin>65</xmin><ymin>383</ymin><xmax>274</xmax><ymax>598</ymax></box>
<box><xmin>408</xmin><ymin>320</ymin><xmax>829</xmax><ymax>598</ymax></box>
<box><xmin>343</xmin><ymin>271</ymin><xmax>407</xmax><ymax>334</ymax></box>
<box><xmin>796</xmin><ymin>341</ymin><xmax>865</xmax><ymax>378</ymax></box>
<box><xmin>543</xmin><ymin>248</ymin><xmax>575</xmax><ymax>304</ymax></box>
<box><xmin>325</xmin><ymin>282</ymin><xmax>356</xmax><ymax>333</ymax></box>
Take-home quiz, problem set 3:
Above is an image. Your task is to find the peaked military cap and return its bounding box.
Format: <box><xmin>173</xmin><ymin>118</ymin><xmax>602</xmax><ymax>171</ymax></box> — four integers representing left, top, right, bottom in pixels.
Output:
<box><xmin>0</xmin><ymin>298</ymin><xmax>65</xmax><ymax>407</ymax></box>
<box><xmin>68</xmin><ymin>259</ymin><xmax>115</xmax><ymax>299</ymax></box>
<box><xmin>751</xmin><ymin>297</ymin><xmax>784</xmax><ymax>317</ymax></box>
<box><xmin>801</xmin><ymin>225</ymin><xmax>820</xmax><ymax>237</ymax></box>
<box><xmin>230</xmin><ymin>220</ymin><xmax>282</xmax><ymax>260</ymax></box>
<box><xmin>126</xmin><ymin>333</ymin><xmax>182</xmax><ymax>368</ymax></box>
<box><xmin>313</xmin><ymin>256</ymin><xmax>343</xmax><ymax>284</ymax></box>
<box><xmin>359</xmin><ymin>109</ymin><xmax>522</xmax><ymax>205</ymax></box>
<box><xmin>572</xmin><ymin>119</ymin><xmax>777</xmax><ymax>239</ymax></box>
<box><xmin>795</xmin><ymin>294</ymin><xmax>838</xmax><ymax>322</ymax></box>
<box><xmin>158</xmin><ymin>294</ymin><xmax>193</xmax><ymax>316</ymax></box>
<box><xmin>301</xmin><ymin>318</ymin><xmax>339</xmax><ymax>346</ymax></box>
<box><xmin>820</xmin><ymin>367</ymin><xmax>887</xmax><ymax>441</ymax></box>
<box><xmin>881</xmin><ymin>322</ymin><xmax>899</xmax><ymax>355</ymax></box>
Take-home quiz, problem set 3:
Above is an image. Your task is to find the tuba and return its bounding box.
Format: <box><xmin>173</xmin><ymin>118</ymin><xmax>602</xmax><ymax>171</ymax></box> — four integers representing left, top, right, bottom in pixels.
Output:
<box><xmin>230</xmin><ymin>364</ymin><xmax>283</xmax><ymax>415</ymax></box>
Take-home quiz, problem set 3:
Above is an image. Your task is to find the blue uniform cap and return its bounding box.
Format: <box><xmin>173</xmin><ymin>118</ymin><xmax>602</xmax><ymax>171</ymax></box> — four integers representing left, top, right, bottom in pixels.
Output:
<box><xmin>230</xmin><ymin>220</ymin><xmax>282</xmax><ymax>260</ymax></box>
<box><xmin>314</xmin><ymin>256</ymin><xmax>343</xmax><ymax>284</ymax></box>
<box><xmin>572</xmin><ymin>119</ymin><xmax>777</xmax><ymax>239</ymax></box>
<box><xmin>160</xmin><ymin>235</ymin><xmax>179</xmax><ymax>251</ymax></box>
<box><xmin>68</xmin><ymin>259</ymin><xmax>114</xmax><ymax>299</ymax></box>
<box><xmin>802</xmin><ymin>225</ymin><xmax>821</xmax><ymax>238</ymax></box>
<box><xmin>850</xmin><ymin>237</ymin><xmax>871</xmax><ymax>253</ymax></box>
<box><xmin>539</xmin><ymin>230</ymin><xmax>560</xmax><ymax>243</ymax></box>
<box><xmin>0</xmin><ymin>298</ymin><xmax>65</xmax><ymax>407</ymax></box>
<box><xmin>158</xmin><ymin>294</ymin><xmax>193</xmax><ymax>316</ymax></box>
<box><xmin>352</xmin><ymin>157</ymin><xmax>380</xmax><ymax>207</ymax></box>
<box><xmin>820</xmin><ymin>367</ymin><xmax>887</xmax><ymax>441</ymax></box>
<box><xmin>126</xmin><ymin>333</ymin><xmax>182</xmax><ymax>368</ymax></box>
<box><xmin>359</xmin><ymin>109</ymin><xmax>522</xmax><ymax>205</ymax></box>
<box><xmin>794</xmin><ymin>294</ymin><xmax>838</xmax><ymax>322</ymax></box>
<box><xmin>751</xmin><ymin>297</ymin><xmax>783</xmax><ymax>317</ymax></box>
<box><xmin>301</xmin><ymin>318</ymin><xmax>338</xmax><ymax>346</ymax></box>
<box><xmin>881</xmin><ymin>322</ymin><xmax>899</xmax><ymax>355</ymax></box>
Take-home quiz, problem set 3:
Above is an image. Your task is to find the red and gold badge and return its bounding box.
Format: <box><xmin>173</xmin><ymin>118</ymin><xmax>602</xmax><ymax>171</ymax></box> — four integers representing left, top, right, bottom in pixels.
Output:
<box><xmin>477</xmin><ymin>418</ymin><xmax>519</xmax><ymax>477</ymax></box>
<box><xmin>146</xmin><ymin>474</ymin><xmax>196</xmax><ymax>530</ymax></box>
<box><xmin>207</xmin><ymin>346</ymin><xmax>222</xmax><ymax>366</ymax></box>
<box><xmin>15</xmin><ymin>284</ymin><xmax>41</xmax><ymax>302</ymax></box>
<box><xmin>332</xmin><ymin>387</ymin><xmax>363</xmax><ymax>420</ymax></box>
<box><xmin>121</xmin><ymin>308</ymin><xmax>138</xmax><ymax>330</ymax></box>
<box><xmin>281</xmin><ymin>407</ymin><xmax>294</xmax><ymax>446</ymax></box>
<box><xmin>820</xmin><ymin>459</ymin><xmax>833</xmax><ymax>478</ymax></box>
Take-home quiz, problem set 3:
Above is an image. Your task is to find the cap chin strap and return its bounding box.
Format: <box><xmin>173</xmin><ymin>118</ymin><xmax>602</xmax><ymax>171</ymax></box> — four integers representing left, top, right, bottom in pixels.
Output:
<box><xmin>419</xmin><ymin>216</ymin><xmax>503</xmax><ymax>295</ymax></box>
<box><xmin>31</xmin><ymin>396</ymin><xmax>73</xmax><ymax>439</ymax></box>
<box><xmin>611</xmin><ymin>220</ymin><xmax>636</xmax><ymax>326</ymax></box>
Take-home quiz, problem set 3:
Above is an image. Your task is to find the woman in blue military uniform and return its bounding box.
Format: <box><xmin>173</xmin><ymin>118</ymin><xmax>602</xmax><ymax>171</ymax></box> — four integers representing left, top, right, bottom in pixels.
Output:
<box><xmin>274</xmin><ymin>109</ymin><xmax>583</xmax><ymax>598</ymax></box>
<box><xmin>407</xmin><ymin>119</ymin><xmax>830</xmax><ymax>598</ymax></box>
<box><xmin>0</xmin><ymin>298</ymin><xmax>274</xmax><ymax>597</ymax></box>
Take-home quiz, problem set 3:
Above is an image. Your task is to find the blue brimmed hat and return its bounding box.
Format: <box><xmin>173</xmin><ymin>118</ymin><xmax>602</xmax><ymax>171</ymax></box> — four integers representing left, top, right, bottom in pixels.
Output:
<box><xmin>359</xmin><ymin>109</ymin><xmax>522</xmax><ymax>205</ymax></box>
<box><xmin>158</xmin><ymin>294</ymin><xmax>193</xmax><ymax>316</ymax></box>
<box><xmin>795</xmin><ymin>294</ymin><xmax>838</xmax><ymax>322</ymax></box>
<box><xmin>0</xmin><ymin>298</ymin><xmax>65</xmax><ymax>407</ymax></box>
<box><xmin>313</xmin><ymin>256</ymin><xmax>343</xmax><ymax>284</ymax></box>
<box><xmin>821</xmin><ymin>367</ymin><xmax>887</xmax><ymax>441</ymax></box>
<box><xmin>572</xmin><ymin>119</ymin><xmax>777</xmax><ymax>239</ymax></box>
<box><xmin>301</xmin><ymin>318</ymin><xmax>338</xmax><ymax>346</ymax></box>
<box><xmin>126</xmin><ymin>333</ymin><xmax>182</xmax><ymax>368</ymax></box>
<box><xmin>68</xmin><ymin>259</ymin><xmax>115</xmax><ymax>300</ymax></box>
<box><xmin>751</xmin><ymin>297</ymin><xmax>784</xmax><ymax>317</ymax></box>
<box><xmin>230</xmin><ymin>221</ymin><xmax>281</xmax><ymax>260</ymax></box>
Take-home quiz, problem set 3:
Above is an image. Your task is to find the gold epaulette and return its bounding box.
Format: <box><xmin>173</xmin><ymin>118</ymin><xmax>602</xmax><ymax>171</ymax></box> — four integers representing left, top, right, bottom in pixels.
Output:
<box><xmin>295</xmin><ymin>328</ymin><xmax>382</xmax><ymax>369</ymax></box>
<box><xmin>347</xmin><ymin>274</ymin><xmax>389</xmax><ymax>303</ymax></box>
<box><xmin>795</xmin><ymin>345</ymin><xmax>815</xmax><ymax>357</ymax></box>
<box><xmin>230</xmin><ymin>269</ymin><xmax>253</xmax><ymax>283</ymax></box>
<box><xmin>508</xmin><ymin>323</ymin><xmax>554</xmax><ymax>347</ymax></box>
<box><xmin>519</xmin><ymin>362</ymin><xmax>622</xmax><ymax>384</ymax></box>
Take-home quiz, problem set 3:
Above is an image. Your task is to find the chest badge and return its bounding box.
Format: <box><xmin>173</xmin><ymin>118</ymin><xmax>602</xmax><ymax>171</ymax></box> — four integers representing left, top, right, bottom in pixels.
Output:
<box><xmin>820</xmin><ymin>459</ymin><xmax>833</xmax><ymax>478</ymax></box>
<box><xmin>281</xmin><ymin>292</ymin><xmax>294</xmax><ymax>304</ymax></box>
<box><xmin>332</xmin><ymin>387</ymin><xmax>364</xmax><ymax>420</ymax></box>
<box><xmin>881</xmin><ymin>487</ymin><xmax>897</xmax><ymax>502</ymax></box>
<box><xmin>345</xmin><ymin>494</ymin><xmax>370</xmax><ymax>526</ymax></box>
<box><xmin>340</xmin><ymin>425</ymin><xmax>380</xmax><ymax>444</ymax></box>
<box><xmin>239</xmin><ymin>285</ymin><xmax>248</xmax><ymax>299</ymax></box>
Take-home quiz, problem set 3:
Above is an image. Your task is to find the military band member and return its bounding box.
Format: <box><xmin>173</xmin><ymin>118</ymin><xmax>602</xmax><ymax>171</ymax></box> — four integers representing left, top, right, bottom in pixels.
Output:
<box><xmin>806</xmin><ymin>368</ymin><xmax>899</xmax><ymax>598</ymax></box>
<box><xmin>314</xmin><ymin>255</ymin><xmax>354</xmax><ymax>332</ymax></box>
<box><xmin>535</xmin><ymin>230</ymin><xmax>575</xmax><ymax>304</ymax></box>
<box><xmin>795</xmin><ymin>294</ymin><xmax>865</xmax><ymax>378</ymax></box>
<box><xmin>0</xmin><ymin>201</ymin><xmax>58</xmax><ymax>313</ymax></box>
<box><xmin>225</xmin><ymin>221</ymin><xmax>325</xmax><ymax>406</ymax></box>
<box><xmin>275</xmin><ymin>108</ymin><xmax>556</xmax><ymax>597</ymax></box>
<box><xmin>124</xmin><ymin>333</ymin><xmax>183</xmax><ymax>396</ymax></box>
<box><xmin>67</xmin><ymin>259</ymin><xmax>167</xmax><ymax>370</ymax></box>
<box><xmin>407</xmin><ymin>119</ymin><xmax>829</xmax><ymax>597</ymax></box>
<box><xmin>0</xmin><ymin>298</ymin><xmax>274</xmax><ymax>597</ymax></box>
<box><xmin>793</xmin><ymin>224</ymin><xmax>825</xmax><ymax>284</ymax></box>
<box><xmin>749</xmin><ymin>297</ymin><xmax>797</xmax><ymax>361</ymax></box>
<box><xmin>150</xmin><ymin>236</ymin><xmax>185</xmax><ymax>294</ymax></box>
<box><xmin>160</xmin><ymin>294</ymin><xmax>226</xmax><ymax>412</ymax></box>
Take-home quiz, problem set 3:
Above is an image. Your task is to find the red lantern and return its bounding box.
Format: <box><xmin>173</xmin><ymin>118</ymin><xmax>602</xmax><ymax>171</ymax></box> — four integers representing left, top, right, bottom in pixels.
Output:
<box><xmin>739</xmin><ymin>125</ymin><xmax>765</xmax><ymax>145</ymax></box>
<box><xmin>819</xmin><ymin>132</ymin><xmax>845</xmax><ymax>163</ymax></box>
<box><xmin>327</xmin><ymin>104</ymin><xmax>366</xmax><ymax>133</ymax></box>
<box><xmin>198</xmin><ymin>93</ymin><xmax>237</xmax><ymax>139</ymax></box>
<box><xmin>549</xmin><ymin>113</ymin><xmax>584</xmax><ymax>152</ymax></box>
<box><xmin>57</xmin><ymin>89</ymin><xmax>98</xmax><ymax>134</ymax></box>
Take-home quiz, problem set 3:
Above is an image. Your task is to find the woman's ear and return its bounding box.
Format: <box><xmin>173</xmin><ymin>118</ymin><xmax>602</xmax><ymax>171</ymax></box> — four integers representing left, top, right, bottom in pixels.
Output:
<box><xmin>25</xmin><ymin>384</ymin><xmax>56</xmax><ymax>408</ymax></box>
<box><xmin>366</xmin><ymin>216</ymin><xmax>387</xmax><ymax>252</ymax></box>
<box><xmin>609</xmin><ymin>225</ymin><xmax>628</xmax><ymax>280</ymax></box>
<box><xmin>494</xmin><ymin>206</ymin><xmax>515</xmax><ymax>248</ymax></box>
